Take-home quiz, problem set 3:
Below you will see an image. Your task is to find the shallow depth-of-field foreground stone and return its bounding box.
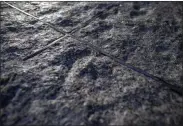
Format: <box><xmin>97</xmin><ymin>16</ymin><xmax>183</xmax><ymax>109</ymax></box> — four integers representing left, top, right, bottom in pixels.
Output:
<box><xmin>0</xmin><ymin>2</ymin><xmax>182</xmax><ymax>126</ymax></box>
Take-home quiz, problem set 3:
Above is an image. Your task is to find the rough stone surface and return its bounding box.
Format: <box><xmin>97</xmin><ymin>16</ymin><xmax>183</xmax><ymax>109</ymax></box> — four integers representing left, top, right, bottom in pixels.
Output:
<box><xmin>0</xmin><ymin>2</ymin><xmax>182</xmax><ymax>126</ymax></box>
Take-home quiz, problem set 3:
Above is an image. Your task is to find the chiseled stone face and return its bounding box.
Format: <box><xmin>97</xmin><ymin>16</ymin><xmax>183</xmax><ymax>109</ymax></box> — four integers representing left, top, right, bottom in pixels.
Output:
<box><xmin>1</xmin><ymin>1</ymin><xmax>182</xmax><ymax>126</ymax></box>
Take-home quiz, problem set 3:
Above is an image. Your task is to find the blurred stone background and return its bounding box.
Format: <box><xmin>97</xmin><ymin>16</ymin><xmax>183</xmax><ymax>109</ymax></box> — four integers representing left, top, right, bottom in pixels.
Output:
<box><xmin>0</xmin><ymin>2</ymin><xmax>182</xmax><ymax>126</ymax></box>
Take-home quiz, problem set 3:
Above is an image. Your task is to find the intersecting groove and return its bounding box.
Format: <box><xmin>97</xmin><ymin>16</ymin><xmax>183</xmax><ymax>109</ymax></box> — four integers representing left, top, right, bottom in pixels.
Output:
<box><xmin>4</xmin><ymin>2</ymin><xmax>183</xmax><ymax>96</ymax></box>
<box><xmin>22</xmin><ymin>35</ymin><xmax>68</xmax><ymax>60</ymax></box>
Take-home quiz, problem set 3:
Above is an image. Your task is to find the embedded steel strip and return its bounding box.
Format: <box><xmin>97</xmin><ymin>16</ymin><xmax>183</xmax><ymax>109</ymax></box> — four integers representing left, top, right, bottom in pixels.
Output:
<box><xmin>4</xmin><ymin>2</ymin><xmax>99</xmax><ymax>60</ymax></box>
<box><xmin>69</xmin><ymin>34</ymin><xmax>183</xmax><ymax>96</ymax></box>
<box><xmin>22</xmin><ymin>15</ymin><xmax>99</xmax><ymax>60</ymax></box>
<box><xmin>4</xmin><ymin>1</ymin><xmax>67</xmax><ymax>34</ymax></box>
<box><xmin>4</xmin><ymin>2</ymin><xmax>99</xmax><ymax>34</ymax></box>
<box><xmin>4</xmin><ymin>1</ymin><xmax>69</xmax><ymax>61</ymax></box>
<box><xmin>4</xmin><ymin>2</ymin><xmax>183</xmax><ymax>95</ymax></box>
